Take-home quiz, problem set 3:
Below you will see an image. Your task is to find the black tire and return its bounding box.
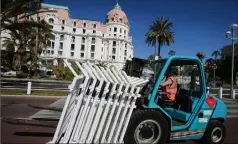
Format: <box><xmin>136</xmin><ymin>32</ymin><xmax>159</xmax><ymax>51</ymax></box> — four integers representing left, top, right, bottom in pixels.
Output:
<box><xmin>203</xmin><ymin>120</ymin><xmax>226</xmax><ymax>144</ymax></box>
<box><xmin>124</xmin><ymin>109</ymin><xmax>169</xmax><ymax>144</ymax></box>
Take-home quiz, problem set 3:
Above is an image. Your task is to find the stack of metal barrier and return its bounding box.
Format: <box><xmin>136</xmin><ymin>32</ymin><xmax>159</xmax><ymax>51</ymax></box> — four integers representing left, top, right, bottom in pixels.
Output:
<box><xmin>47</xmin><ymin>59</ymin><xmax>148</xmax><ymax>144</ymax></box>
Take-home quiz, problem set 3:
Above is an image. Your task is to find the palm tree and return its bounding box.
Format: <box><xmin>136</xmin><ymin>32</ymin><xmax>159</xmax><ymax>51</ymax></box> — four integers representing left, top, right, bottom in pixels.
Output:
<box><xmin>1</xmin><ymin>0</ymin><xmax>54</xmax><ymax>33</ymax></box>
<box><xmin>168</xmin><ymin>50</ymin><xmax>176</xmax><ymax>56</ymax></box>
<box><xmin>2</xmin><ymin>19</ymin><xmax>53</xmax><ymax>72</ymax></box>
<box><xmin>211</xmin><ymin>50</ymin><xmax>221</xmax><ymax>62</ymax></box>
<box><xmin>145</xmin><ymin>17</ymin><xmax>174</xmax><ymax>57</ymax></box>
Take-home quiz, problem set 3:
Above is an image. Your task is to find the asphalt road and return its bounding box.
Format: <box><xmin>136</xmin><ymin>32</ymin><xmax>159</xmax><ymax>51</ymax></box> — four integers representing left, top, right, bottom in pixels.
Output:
<box><xmin>1</xmin><ymin>96</ymin><xmax>238</xmax><ymax>144</ymax></box>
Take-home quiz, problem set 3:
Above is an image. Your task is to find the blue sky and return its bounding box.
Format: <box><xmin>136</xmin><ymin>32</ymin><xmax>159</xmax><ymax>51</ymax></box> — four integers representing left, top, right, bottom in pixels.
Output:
<box><xmin>44</xmin><ymin>0</ymin><xmax>238</xmax><ymax>59</ymax></box>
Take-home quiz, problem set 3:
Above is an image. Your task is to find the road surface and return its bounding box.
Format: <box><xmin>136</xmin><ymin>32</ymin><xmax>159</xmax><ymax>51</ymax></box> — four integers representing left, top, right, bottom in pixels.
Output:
<box><xmin>1</xmin><ymin>95</ymin><xmax>238</xmax><ymax>144</ymax></box>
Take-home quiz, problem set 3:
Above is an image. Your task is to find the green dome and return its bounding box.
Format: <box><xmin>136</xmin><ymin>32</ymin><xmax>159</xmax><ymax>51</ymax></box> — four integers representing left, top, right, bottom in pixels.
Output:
<box><xmin>114</xmin><ymin>3</ymin><xmax>121</xmax><ymax>10</ymax></box>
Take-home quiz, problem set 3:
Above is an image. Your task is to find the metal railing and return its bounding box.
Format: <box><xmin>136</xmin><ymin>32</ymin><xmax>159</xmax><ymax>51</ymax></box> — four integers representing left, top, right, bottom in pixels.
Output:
<box><xmin>209</xmin><ymin>87</ymin><xmax>238</xmax><ymax>99</ymax></box>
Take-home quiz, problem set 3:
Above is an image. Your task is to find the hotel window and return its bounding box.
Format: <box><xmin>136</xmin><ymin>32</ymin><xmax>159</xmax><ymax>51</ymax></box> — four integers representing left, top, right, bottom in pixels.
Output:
<box><xmin>73</xmin><ymin>28</ymin><xmax>76</xmax><ymax>33</ymax></box>
<box><xmin>113</xmin><ymin>41</ymin><xmax>116</xmax><ymax>46</ymax></box>
<box><xmin>114</xmin><ymin>34</ymin><xmax>116</xmax><ymax>37</ymax></box>
<box><xmin>51</xmin><ymin>42</ymin><xmax>55</xmax><ymax>48</ymax></box>
<box><xmin>83</xmin><ymin>23</ymin><xmax>86</xmax><ymax>27</ymax></box>
<box><xmin>112</xmin><ymin>56</ymin><xmax>115</xmax><ymax>60</ymax></box>
<box><xmin>71</xmin><ymin>52</ymin><xmax>74</xmax><ymax>57</ymax></box>
<box><xmin>51</xmin><ymin>35</ymin><xmax>55</xmax><ymax>40</ymax></box>
<box><xmin>82</xmin><ymin>37</ymin><xmax>85</xmax><ymax>43</ymax></box>
<box><xmin>80</xmin><ymin>53</ymin><xmax>84</xmax><ymax>58</ymax></box>
<box><xmin>73</xmin><ymin>21</ymin><xmax>76</xmax><ymax>26</ymax></box>
<box><xmin>124</xmin><ymin>50</ymin><xmax>127</xmax><ymax>56</ymax></box>
<box><xmin>71</xmin><ymin>44</ymin><xmax>75</xmax><ymax>51</ymax></box>
<box><xmin>51</xmin><ymin>50</ymin><xmax>54</xmax><ymax>54</ymax></box>
<box><xmin>83</xmin><ymin>29</ymin><xmax>86</xmax><ymax>34</ymax></box>
<box><xmin>91</xmin><ymin>45</ymin><xmax>95</xmax><ymax>52</ymax></box>
<box><xmin>47</xmin><ymin>50</ymin><xmax>50</xmax><ymax>54</ymax></box>
<box><xmin>120</xmin><ymin>28</ymin><xmax>122</xmax><ymax>33</ymax></box>
<box><xmin>124</xmin><ymin>30</ymin><xmax>126</xmax><ymax>34</ymax></box>
<box><xmin>114</xmin><ymin>27</ymin><xmax>117</xmax><ymax>32</ymax></box>
<box><xmin>60</xmin><ymin>35</ymin><xmax>64</xmax><ymax>41</ymax></box>
<box><xmin>101</xmin><ymin>47</ymin><xmax>103</xmax><ymax>51</ymax></box>
<box><xmin>92</xmin><ymin>38</ymin><xmax>95</xmax><ymax>44</ymax></box>
<box><xmin>93</xmin><ymin>24</ymin><xmax>96</xmax><ymax>28</ymax></box>
<box><xmin>91</xmin><ymin>53</ymin><xmax>94</xmax><ymax>59</ymax></box>
<box><xmin>59</xmin><ymin>42</ymin><xmax>63</xmax><ymax>49</ymax></box>
<box><xmin>58</xmin><ymin>51</ymin><xmax>62</xmax><ymax>55</ymax></box>
<box><xmin>93</xmin><ymin>30</ymin><xmax>96</xmax><ymax>34</ymax></box>
<box><xmin>81</xmin><ymin>45</ymin><xmax>85</xmax><ymax>51</ymax></box>
<box><xmin>72</xmin><ymin>36</ymin><xmax>75</xmax><ymax>42</ymax></box>
<box><xmin>49</xmin><ymin>18</ymin><xmax>54</xmax><ymax>24</ymax></box>
<box><xmin>62</xmin><ymin>20</ymin><xmax>65</xmax><ymax>25</ymax></box>
<box><xmin>112</xmin><ymin>48</ymin><xmax>116</xmax><ymax>54</ymax></box>
<box><xmin>125</xmin><ymin>43</ymin><xmax>127</xmax><ymax>48</ymax></box>
<box><xmin>61</xmin><ymin>26</ymin><xmax>64</xmax><ymax>30</ymax></box>
<box><xmin>47</xmin><ymin>41</ymin><xmax>51</xmax><ymax>47</ymax></box>
<box><xmin>109</xmin><ymin>28</ymin><xmax>111</xmax><ymax>31</ymax></box>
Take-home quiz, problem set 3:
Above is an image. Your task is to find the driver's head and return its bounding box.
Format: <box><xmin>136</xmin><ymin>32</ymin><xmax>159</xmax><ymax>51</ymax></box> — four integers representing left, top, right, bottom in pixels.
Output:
<box><xmin>165</xmin><ymin>67</ymin><xmax>172</xmax><ymax>77</ymax></box>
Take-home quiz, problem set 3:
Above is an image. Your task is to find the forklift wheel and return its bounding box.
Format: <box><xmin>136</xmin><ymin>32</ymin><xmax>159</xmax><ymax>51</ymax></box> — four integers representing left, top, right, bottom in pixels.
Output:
<box><xmin>203</xmin><ymin>120</ymin><xmax>226</xmax><ymax>144</ymax></box>
<box><xmin>124</xmin><ymin>109</ymin><xmax>168</xmax><ymax>144</ymax></box>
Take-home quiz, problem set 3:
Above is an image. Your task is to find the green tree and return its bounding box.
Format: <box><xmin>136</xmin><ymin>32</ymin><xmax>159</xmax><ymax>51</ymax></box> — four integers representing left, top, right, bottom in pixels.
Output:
<box><xmin>168</xmin><ymin>50</ymin><xmax>176</xmax><ymax>56</ymax></box>
<box><xmin>145</xmin><ymin>17</ymin><xmax>174</xmax><ymax>57</ymax></box>
<box><xmin>2</xmin><ymin>19</ymin><xmax>53</xmax><ymax>75</ymax></box>
<box><xmin>1</xmin><ymin>0</ymin><xmax>53</xmax><ymax>33</ymax></box>
<box><xmin>211</xmin><ymin>50</ymin><xmax>221</xmax><ymax>62</ymax></box>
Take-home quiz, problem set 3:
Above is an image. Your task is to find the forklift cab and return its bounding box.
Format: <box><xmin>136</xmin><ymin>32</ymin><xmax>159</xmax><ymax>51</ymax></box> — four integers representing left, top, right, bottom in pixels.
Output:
<box><xmin>140</xmin><ymin>56</ymin><xmax>227</xmax><ymax>142</ymax></box>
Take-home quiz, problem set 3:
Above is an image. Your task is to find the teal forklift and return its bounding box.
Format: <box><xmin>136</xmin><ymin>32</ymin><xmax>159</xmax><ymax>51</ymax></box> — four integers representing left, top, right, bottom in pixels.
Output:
<box><xmin>124</xmin><ymin>56</ymin><xmax>227</xmax><ymax>144</ymax></box>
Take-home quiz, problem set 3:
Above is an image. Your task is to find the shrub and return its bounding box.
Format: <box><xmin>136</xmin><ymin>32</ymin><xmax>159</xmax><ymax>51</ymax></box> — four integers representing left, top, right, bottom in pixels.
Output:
<box><xmin>16</xmin><ymin>70</ymin><xmax>28</xmax><ymax>78</ymax></box>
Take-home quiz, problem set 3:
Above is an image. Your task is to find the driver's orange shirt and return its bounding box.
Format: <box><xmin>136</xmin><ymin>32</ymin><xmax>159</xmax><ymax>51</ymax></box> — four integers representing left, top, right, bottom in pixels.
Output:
<box><xmin>163</xmin><ymin>76</ymin><xmax>177</xmax><ymax>101</ymax></box>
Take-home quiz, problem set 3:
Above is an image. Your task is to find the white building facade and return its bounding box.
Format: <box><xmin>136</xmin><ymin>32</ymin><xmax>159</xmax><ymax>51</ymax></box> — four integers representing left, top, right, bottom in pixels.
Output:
<box><xmin>39</xmin><ymin>3</ymin><xmax>134</xmax><ymax>68</ymax></box>
<box><xmin>1</xmin><ymin>2</ymin><xmax>134</xmax><ymax>69</ymax></box>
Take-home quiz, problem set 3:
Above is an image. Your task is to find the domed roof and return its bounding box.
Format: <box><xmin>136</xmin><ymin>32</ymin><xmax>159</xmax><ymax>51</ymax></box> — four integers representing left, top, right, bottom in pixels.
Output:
<box><xmin>105</xmin><ymin>3</ymin><xmax>129</xmax><ymax>26</ymax></box>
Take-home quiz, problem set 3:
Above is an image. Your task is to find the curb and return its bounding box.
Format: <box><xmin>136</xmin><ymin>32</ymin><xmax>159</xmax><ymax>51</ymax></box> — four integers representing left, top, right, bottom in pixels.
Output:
<box><xmin>0</xmin><ymin>95</ymin><xmax>67</xmax><ymax>98</ymax></box>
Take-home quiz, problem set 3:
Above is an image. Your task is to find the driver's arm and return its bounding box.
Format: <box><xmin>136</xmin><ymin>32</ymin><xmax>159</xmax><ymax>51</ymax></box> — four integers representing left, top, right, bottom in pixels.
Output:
<box><xmin>160</xmin><ymin>78</ymin><xmax>172</xmax><ymax>87</ymax></box>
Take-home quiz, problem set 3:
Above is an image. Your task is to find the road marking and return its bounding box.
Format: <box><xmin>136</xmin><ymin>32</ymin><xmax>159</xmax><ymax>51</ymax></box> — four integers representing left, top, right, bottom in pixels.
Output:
<box><xmin>29</xmin><ymin>98</ymin><xmax>66</xmax><ymax>119</ymax></box>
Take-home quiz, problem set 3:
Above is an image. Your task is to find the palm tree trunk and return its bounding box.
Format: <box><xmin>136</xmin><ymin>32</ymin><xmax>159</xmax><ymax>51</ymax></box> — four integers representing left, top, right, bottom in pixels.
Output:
<box><xmin>157</xmin><ymin>38</ymin><xmax>161</xmax><ymax>57</ymax></box>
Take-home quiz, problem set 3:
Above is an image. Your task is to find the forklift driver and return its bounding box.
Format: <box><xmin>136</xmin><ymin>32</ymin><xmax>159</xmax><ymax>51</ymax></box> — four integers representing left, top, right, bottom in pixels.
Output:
<box><xmin>160</xmin><ymin>67</ymin><xmax>178</xmax><ymax>101</ymax></box>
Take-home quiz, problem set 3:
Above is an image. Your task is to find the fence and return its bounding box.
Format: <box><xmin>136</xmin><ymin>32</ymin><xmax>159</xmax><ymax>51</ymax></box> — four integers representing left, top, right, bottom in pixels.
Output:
<box><xmin>208</xmin><ymin>87</ymin><xmax>238</xmax><ymax>99</ymax></box>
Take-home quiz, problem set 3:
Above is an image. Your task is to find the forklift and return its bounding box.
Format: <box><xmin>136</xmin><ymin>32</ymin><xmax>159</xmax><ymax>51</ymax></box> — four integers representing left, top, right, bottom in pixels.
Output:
<box><xmin>124</xmin><ymin>56</ymin><xmax>227</xmax><ymax>144</ymax></box>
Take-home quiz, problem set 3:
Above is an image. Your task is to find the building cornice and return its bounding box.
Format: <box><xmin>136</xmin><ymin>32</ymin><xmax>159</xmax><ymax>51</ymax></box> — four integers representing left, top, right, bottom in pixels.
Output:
<box><xmin>52</xmin><ymin>30</ymin><xmax>133</xmax><ymax>44</ymax></box>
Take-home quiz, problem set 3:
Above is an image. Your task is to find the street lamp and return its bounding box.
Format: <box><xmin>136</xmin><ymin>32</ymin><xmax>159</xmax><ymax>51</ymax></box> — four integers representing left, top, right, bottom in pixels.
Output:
<box><xmin>213</xmin><ymin>63</ymin><xmax>217</xmax><ymax>88</ymax></box>
<box><xmin>225</xmin><ymin>23</ymin><xmax>238</xmax><ymax>98</ymax></box>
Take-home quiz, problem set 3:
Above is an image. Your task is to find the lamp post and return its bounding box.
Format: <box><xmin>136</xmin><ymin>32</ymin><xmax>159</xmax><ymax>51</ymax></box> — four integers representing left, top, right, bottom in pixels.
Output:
<box><xmin>213</xmin><ymin>63</ymin><xmax>217</xmax><ymax>88</ymax></box>
<box><xmin>225</xmin><ymin>24</ymin><xmax>238</xmax><ymax>97</ymax></box>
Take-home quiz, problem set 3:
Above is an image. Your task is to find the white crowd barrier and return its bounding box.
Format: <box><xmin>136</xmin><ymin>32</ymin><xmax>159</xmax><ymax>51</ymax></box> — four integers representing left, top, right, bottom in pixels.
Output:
<box><xmin>212</xmin><ymin>87</ymin><xmax>238</xmax><ymax>99</ymax></box>
<box><xmin>47</xmin><ymin>59</ymin><xmax>149</xmax><ymax>144</ymax></box>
